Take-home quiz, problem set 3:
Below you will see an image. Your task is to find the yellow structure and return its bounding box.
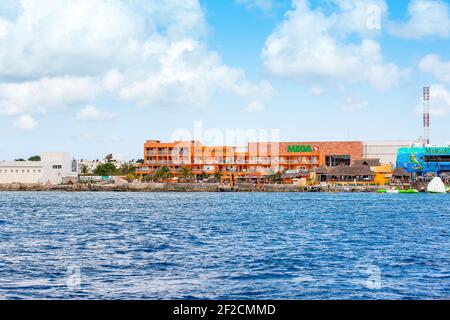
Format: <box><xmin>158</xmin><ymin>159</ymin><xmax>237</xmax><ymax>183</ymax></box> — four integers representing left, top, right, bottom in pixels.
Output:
<box><xmin>371</xmin><ymin>164</ymin><xmax>393</xmax><ymax>186</ymax></box>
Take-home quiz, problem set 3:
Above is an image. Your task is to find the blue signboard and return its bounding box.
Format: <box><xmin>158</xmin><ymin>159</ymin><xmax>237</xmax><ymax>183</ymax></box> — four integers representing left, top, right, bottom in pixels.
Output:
<box><xmin>397</xmin><ymin>147</ymin><xmax>450</xmax><ymax>174</ymax></box>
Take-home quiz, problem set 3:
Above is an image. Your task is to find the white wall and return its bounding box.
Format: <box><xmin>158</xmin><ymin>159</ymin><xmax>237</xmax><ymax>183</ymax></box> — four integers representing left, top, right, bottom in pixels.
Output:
<box><xmin>363</xmin><ymin>141</ymin><xmax>414</xmax><ymax>165</ymax></box>
<box><xmin>0</xmin><ymin>163</ymin><xmax>44</xmax><ymax>184</ymax></box>
<box><xmin>0</xmin><ymin>152</ymin><xmax>77</xmax><ymax>185</ymax></box>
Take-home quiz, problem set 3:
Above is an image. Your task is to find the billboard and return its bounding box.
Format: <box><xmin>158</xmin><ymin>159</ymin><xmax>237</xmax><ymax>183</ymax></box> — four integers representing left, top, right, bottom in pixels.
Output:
<box><xmin>396</xmin><ymin>147</ymin><xmax>450</xmax><ymax>174</ymax></box>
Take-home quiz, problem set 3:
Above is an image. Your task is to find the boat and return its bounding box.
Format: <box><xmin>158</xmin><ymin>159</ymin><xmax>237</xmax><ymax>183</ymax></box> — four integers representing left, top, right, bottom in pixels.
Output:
<box><xmin>427</xmin><ymin>177</ymin><xmax>447</xmax><ymax>194</ymax></box>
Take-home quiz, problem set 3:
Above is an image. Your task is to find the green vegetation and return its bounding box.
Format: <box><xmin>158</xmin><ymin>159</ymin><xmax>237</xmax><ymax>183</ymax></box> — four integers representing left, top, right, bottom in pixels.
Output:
<box><xmin>179</xmin><ymin>166</ymin><xmax>193</xmax><ymax>179</ymax></box>
<box><xmin>118</xmin><ymin>163</ymin><xmax>136</xmax><ymax>175</ymax></box>
<box><xmin>93</xmin><ymin>162</ymin><xmax>118</xmax><ymax>176</ymax></box>
<box><xmin>214</xmin><ymin>171</ymin><xmax>222</xmax><ymax>181</ymax></box>
<box><xmin>136</xmin><ymin>159</ymin><xmax>144</xmax><ymax>164</ymax></box>
<box><xmin>14</xmin><ymin>158</ymin><xmax>26</xmax><ymax>162</ymax></box>
<box><xmin>197</xmin><ymin>172</ymin><xmax>211</xmax><ymax>180</ymax></box>
<box><xmin>80</xmin><ymin>165</ymin><xmax>89</xmax><ymax>175</ymax></box>
<box><xmin>154</xmin><ymin>166</ymin><xmax>171</xmax><ymax>180</ymax></box>
<box><xmin>28</xmin><ymin>155</ymin><xmax>41</xmax><ymax>161</ymax></box>
<box><xmin>268</xmin><ymin>172</ymin><xmax>282</xmax><ymax>184</ymax></box>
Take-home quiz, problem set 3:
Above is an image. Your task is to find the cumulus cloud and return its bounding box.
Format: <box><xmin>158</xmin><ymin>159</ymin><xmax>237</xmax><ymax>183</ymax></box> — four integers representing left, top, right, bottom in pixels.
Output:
<box><xmin>14</xmin><ymin>114</ymin><xmax>38</xmax><ymax>130</ymax></box>
<box><xmin>262</xmin><ymin>0</ymin><xmax>402</xmax><ymax>90</ymax></box>
<box><xmin>389</xmin><ymin>0</ymin><xmax>450</xmax><ymax>39</ymax></box>
<box><xmin>76</xmin><ymin>105</ymin><xmax>113</xmax><ymax>121</ymax></box>
<box><xmin>419</xmin><ymin>54</ymin><xmax>450</xmax><ymax>83</ymax></box>
<box><xmin>0</xmin><ymin>76</ymin><xmax>100</xmax><ymax>116</ymax></box>
<box><xmin>415</xmin><ymin>85</ymin><xmax>450</xmax><ymax>116</ymax></box>
<box><xmin>0</xmin><ymin>0</ymin><xmax>273</xmax><ymax>124</ymax></box>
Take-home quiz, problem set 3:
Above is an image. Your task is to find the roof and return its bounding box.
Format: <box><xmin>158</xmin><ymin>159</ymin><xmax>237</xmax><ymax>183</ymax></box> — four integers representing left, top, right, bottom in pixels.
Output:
<box><xmin>282</xmin><ymin>172</ymin><xmax>302</xmax><ymax>179</ymax></box>
<box><xmin>393</xmin><ymin>166</ymin><xmax>410</xmax><ymax>177</ymax></box>
<box><xmin>315</xmin><ymin>165</ymin><xmax>330</xmax><ymax>174</ymax></box>
<box><xmin>316</xmin><ymin>165</ymin><xmax>374</xmax><ymax>176</ymax></box>
<box><xmin>352</xmin><ymin>158</ymin><xmax>381</xmax><ymax>167</ymax></box>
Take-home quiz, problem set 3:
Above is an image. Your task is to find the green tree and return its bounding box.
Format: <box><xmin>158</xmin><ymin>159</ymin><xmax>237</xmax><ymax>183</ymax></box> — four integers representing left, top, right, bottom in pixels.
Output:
<box><xmin>197</xmin><ymin>172</ymin><xmax>210</xmax><ymax>181</ymax></box>
<box><xmin>154</xmin><ymin>166</ymin><xmax>171</xmax><ymax>180</ymax></box>
<box><xmin>179</xmin><ymin>166</ymin><xmax>193</xmax><ymax>179</ymax></box>
<box><xmin>80</xmin><ymin>164</ymin><xmax>89</xmax><ymax>175</ymax></box>
<box><xmin>93</xmin><ymin>162</ymin><xmax>118</xmax><ymax>176</ymax></box>
<box><xmin>136</xmin><ymin>159</ymin><xmax>144</xmax><ymax>164</ymax></box>
<box><xmin>119</xmin><ymin>163</ymin><xmax>136</xmax><ymax>175</ymax></box>
<box><xmin>28</xmin><ymin>155</ymin><xmax>41</xmax><ymax>161</ymax></box>
<box><xmin>14</xmin><ymin>158</ymin><xmax>26</xmax><ymax>162</ymax></box>
<box><xmin>269</xmin><ymin>172</ymin><xmax>282</xmax><ymax>184</ymax></box>
<box><xmin>214</xmin><ymin>171</ymin><xmax>222</xmax><ymax>181</ymax></box>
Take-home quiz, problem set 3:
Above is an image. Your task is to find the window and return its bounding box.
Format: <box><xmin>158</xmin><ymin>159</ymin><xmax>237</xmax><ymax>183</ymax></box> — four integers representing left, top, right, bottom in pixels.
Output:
<box><xmin>326</xmin><ymin>155</ymin><xmax>351</xmax><ymax>167</ymax></box>
<box><xmin>52</xmin><ymin>165</ymin><xmax>62</xmax><ymax>169</ymax></box>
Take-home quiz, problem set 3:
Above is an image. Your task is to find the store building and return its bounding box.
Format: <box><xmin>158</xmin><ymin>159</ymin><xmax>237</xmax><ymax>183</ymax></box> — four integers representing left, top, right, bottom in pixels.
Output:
<box><xmin>136</xmin><ymin>140</ymin><xmax>364</xmax><ymax>177</ymax></box>
<box><xmin>0</xmin><ymin>152</ymin><xmax>77</xmax><ymax>184</ymax></box>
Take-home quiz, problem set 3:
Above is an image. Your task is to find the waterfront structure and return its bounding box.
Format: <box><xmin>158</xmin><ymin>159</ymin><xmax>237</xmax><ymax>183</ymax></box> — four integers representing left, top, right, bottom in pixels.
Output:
<box><xmin>363</xmin><ymin>141</ymin><xmax>414</xmax><ymax>165</ymax></box>
<box><xmin>396</xmin><ymin>146</ymin><xmax>450</xmax><ymax>175</ymax></box>
<box><xmin>0</xmin><ymin>152</ymin><xmax>77</xmax><ymax>185</ymax></box>
<box><xmin>315</xmin><ymin>158</ymin><xmax>393</xmax><ymax>186</ymax></box>
<box><xmin>136</xmin><ymin>139</ymin><xmax>364</xmax><ymax>177</ymax></box>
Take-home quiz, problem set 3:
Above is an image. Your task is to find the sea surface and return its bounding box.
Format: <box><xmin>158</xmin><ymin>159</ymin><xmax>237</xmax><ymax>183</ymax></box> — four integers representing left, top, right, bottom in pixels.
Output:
<box><xmin>0</xmin><ymin>192</ymin><xmax>449</xmax><ymax>300</ymax></box>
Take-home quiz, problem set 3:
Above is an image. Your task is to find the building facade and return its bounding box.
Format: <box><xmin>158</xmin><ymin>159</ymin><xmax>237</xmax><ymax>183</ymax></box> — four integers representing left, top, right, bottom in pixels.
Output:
<box><xmin>136</xmin><ymin>140</ymin><xmax>364</xmax><ymax>177</ymax></box>
<box><xmin>363</xmin><ymin>141</ymin><xmax>414</xmax><ymax>165</ymax></box>
<box><xmin>0</xmin><ymin>152</ymin><xmax>77</xmax><ymax>184</ymax></box>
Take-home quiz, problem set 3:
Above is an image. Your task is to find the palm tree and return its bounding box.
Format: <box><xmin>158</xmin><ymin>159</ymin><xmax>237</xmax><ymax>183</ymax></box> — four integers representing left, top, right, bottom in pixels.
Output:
<box><xmin>179</xmin><ymin>166</ymin><xmax>193</xmax><ymax>179</ymax></box>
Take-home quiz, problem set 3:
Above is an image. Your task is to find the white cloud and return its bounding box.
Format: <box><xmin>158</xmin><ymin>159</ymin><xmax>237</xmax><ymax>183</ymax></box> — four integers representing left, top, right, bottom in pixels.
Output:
<box><xmin>0</xmin><ymin>0</ymin><xmax>273</xmax><ymax>121</ymax></box>
<box><xmin>76</xmin><ymin>105</ymin><xmax>113</xmax><ymax>121</ymax></box>
<box><xmin>235</xmin><ymin>0</ymin><xmax>273</xmax><ymax>12</ymax></box>
<box><xmin>419</xmin><ymin>54</ymin><xmax>450</xmax><ymax>83</ymax></box>
<box><xmin>14</xmin><ymin>114</ymin><xmax>37</xmax><ymax>130</ymax></box>
<box><xmin>340</xmin><ymin>97</ymin><xmax>368</xmax><ymax>112</ymax></box>
<box><xmin>415</xmin><ymin>84</ymin><xmax>450</xmax><ymax>116</ymax></box>
<box><xmin>389</xmin><ymin>0</ymin><xmax>450</xmax><ymax>39</ymax></box>
<box><xmin>262</xmin><ymin>0</ymin><xmax>402</xmax><ymax>90</ymax></box>
<box><xmin>0</xmin><ymin>76</ymin><xmax>100</xmax><ymax>116</ymax></box>
<box><xmin>332</xmin><ymin>0</ymin><xmax>388</xmax><ymax>36</ymax></box>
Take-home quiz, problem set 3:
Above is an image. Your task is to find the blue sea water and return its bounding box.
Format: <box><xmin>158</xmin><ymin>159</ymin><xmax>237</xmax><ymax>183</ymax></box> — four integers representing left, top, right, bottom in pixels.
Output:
<box><xmin>0</xmin><ymin>192</ymin><xmax>449</xmax><ymax>300</ymax></box>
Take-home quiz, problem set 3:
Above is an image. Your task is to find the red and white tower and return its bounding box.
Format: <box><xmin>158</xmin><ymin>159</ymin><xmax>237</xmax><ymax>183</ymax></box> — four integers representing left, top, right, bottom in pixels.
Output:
<box><xmin>423</xmin><ymin>86</ymin><xmax>430</xmax><ymax>146</ymax></box>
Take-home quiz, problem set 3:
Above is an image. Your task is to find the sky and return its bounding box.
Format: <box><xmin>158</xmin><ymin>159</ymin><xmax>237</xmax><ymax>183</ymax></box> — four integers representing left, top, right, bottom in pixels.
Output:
<box><xmin>0</xmin><ymin>0</ymin><xmax>450</xmax><ymax>160</ymax></box>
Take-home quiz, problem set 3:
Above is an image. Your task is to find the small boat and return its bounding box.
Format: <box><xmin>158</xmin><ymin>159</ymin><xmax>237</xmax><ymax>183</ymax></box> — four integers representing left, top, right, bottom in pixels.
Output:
<box><xmin>427</xmin><ymin>177</ymin><xmax>447</xmax><ymax>194</ymax></box>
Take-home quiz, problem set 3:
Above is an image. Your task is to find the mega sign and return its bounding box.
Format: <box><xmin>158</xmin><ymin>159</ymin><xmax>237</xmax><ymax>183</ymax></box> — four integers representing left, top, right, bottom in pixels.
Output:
<box><xmin>287</xmin><ymin>145</ymin><xmax>320</xmax><ymax>153</ymax></box>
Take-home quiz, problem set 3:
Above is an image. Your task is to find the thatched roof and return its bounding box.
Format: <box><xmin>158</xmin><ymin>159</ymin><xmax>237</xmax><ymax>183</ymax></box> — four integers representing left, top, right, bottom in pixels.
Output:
<box><xmin>352</xmin><ymin>158</ymin><xmax>381</xmax><ymax>167</ymax></box>
<box><xmin>282</xmin><ymin>172</ymin><xmax>301</xmax><ymax>179</ymax></box>
<box><xmin>316</xmin><ymin>165</ymin><xmax>374</xmax><ymax>177</ymax></box>
<box><xmin>315</xmin><ymin>165</ymin><xmax>330</xmax><ymax>174</ymax></box>
<box><xmin>393</xmin><ymin>166</ymin><xmax>410</xmax><ymax>177</ymax></box>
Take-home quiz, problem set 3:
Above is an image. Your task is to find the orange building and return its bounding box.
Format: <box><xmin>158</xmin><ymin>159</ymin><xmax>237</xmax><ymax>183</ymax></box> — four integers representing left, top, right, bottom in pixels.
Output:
<box><xmin>136</xmin><ymin>140</ymin><xmax>363</xmax><ymax>177</ymax></box>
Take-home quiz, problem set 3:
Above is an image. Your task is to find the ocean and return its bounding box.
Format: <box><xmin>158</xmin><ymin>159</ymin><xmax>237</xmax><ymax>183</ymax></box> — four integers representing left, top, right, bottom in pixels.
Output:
<box><xmin>0</xmin><ymin>192</ymin><xmax>448</xmax><ymax>299</ymax></box>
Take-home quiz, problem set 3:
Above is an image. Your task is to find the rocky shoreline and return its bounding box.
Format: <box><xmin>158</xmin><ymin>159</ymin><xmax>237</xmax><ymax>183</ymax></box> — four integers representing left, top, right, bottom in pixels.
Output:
<box><xmin>0</xmin><ymin>182</ymin><xmax>381</xmax><ymax>193</ymax></box>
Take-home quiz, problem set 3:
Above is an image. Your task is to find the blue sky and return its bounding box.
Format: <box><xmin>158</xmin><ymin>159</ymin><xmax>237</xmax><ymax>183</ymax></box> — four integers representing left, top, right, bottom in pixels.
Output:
<box><xmin>0</xmin><ymin>0</ymin><xmax>450</xmax><ymax>160</ymax></box>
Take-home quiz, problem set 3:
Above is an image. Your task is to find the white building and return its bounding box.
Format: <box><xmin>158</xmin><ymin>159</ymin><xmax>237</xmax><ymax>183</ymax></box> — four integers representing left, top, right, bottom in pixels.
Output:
<box><xmin>78</xmin><ymin>154</ymin><xmax>127</xmax><ymax>174</ymax></box>
<box><xmin>363</xmin><ymin>141</ymin><xmax>414</xmax><ymax>165</ymax></box>
<box><xmin>0</xmin><ymin>152</ymin><xmax>77</xmax><ymax>185</ymax></box>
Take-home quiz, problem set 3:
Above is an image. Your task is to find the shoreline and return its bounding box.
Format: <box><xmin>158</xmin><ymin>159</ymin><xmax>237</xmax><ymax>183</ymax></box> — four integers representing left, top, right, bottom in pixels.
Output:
<box><xmin>0</xmin><ymin>182</ymin><xmax>382</xmax><ymax>193</ymax></box>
